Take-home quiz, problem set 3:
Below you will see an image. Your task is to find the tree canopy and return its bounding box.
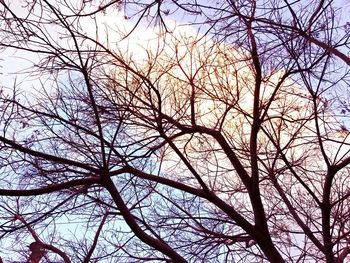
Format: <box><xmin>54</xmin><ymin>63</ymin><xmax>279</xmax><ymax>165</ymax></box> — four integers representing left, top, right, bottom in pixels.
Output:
<box><xmin>0</xmin><ymin>0</ymin><xmax>350</xmax><ymax>262</ymax></box>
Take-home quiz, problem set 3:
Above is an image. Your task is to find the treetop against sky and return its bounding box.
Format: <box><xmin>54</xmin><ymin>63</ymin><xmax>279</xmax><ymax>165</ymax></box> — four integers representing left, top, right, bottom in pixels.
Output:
<box><xmin>0</xmin><ymin>0</ymin><xmax>350</xmax><ymax>262</ymax></box>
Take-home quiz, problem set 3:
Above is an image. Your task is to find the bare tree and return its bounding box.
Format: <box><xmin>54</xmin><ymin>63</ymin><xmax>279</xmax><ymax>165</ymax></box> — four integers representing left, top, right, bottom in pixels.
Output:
<box><xmin>0</xmin><ymin>0</ymin><xmax>349</xmax><ymax>262</ymax></box>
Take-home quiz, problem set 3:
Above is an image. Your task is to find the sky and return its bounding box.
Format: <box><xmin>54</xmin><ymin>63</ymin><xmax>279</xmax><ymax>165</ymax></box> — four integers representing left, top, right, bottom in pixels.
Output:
<box><xmin>1</xmin><ymin>0</ymin><xmax>350</xmax><ymax>261</ymax></box>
